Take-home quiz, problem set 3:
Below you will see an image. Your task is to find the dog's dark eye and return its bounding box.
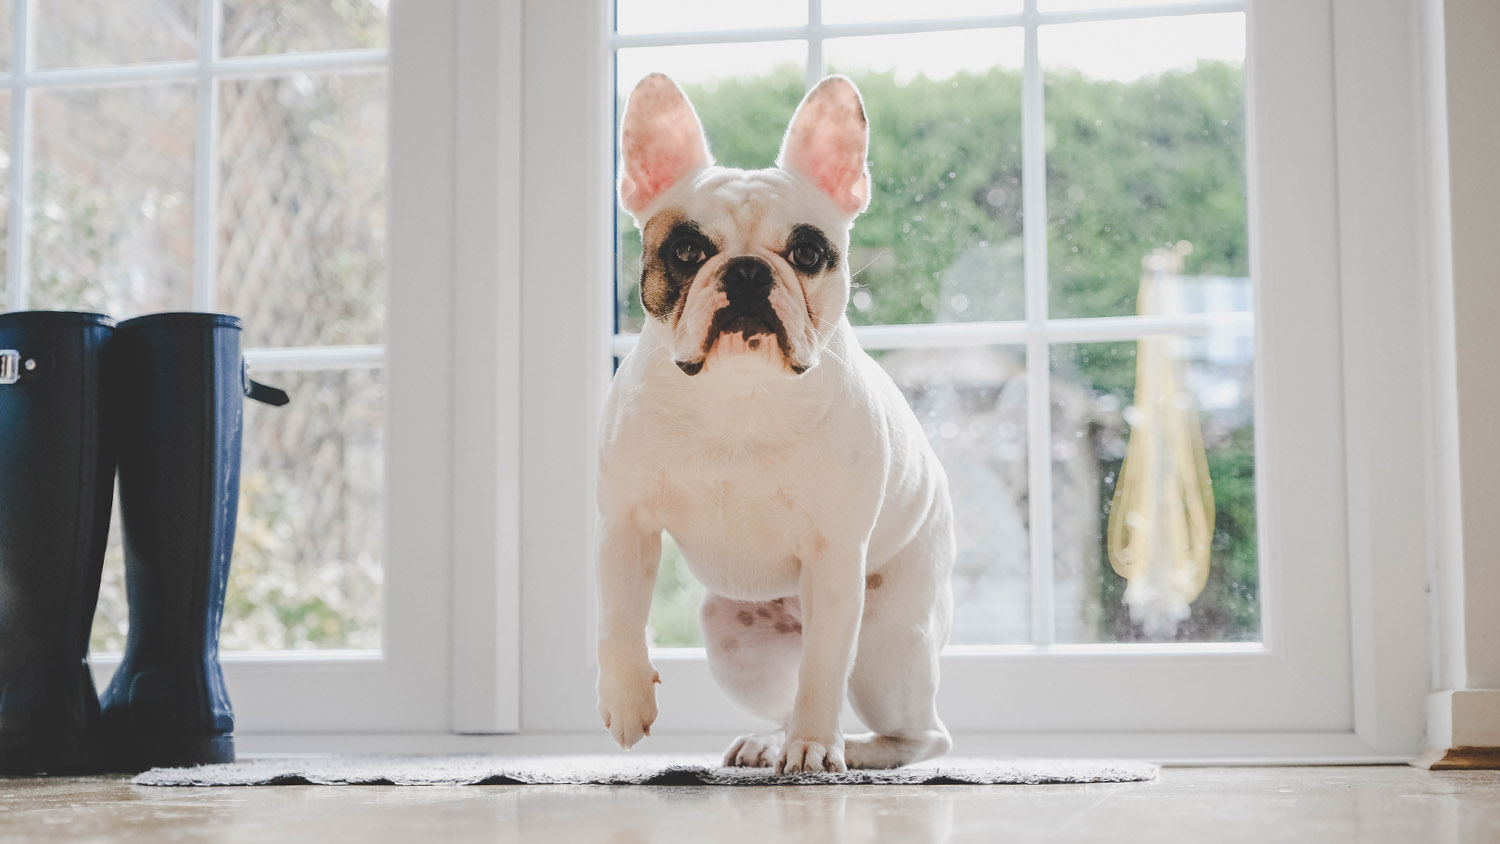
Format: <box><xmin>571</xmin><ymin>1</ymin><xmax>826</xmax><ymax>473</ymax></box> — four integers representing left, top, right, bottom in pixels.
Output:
<box><xmin>789</xmin><ymin>243</ymin><xmax>824</xmax><ymax>271</ymax></box>
<box><xmin>672</xmin><ymin>238</ymin><xmax>707</xmax><ymax>266</ymax></box>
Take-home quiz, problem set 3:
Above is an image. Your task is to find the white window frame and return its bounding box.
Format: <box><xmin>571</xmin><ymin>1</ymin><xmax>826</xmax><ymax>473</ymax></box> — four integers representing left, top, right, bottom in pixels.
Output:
<box><xmin>3</xmin><ymin>0</ymin><xmax>489</xmax><ymax>734</ymax></box>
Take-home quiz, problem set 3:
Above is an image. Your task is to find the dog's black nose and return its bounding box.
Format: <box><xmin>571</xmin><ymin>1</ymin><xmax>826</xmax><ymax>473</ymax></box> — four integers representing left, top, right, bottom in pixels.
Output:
<box><xmin>720</xmin><ymin>257</ymin><xmax>774</xmax><ymax>299</ymax></box>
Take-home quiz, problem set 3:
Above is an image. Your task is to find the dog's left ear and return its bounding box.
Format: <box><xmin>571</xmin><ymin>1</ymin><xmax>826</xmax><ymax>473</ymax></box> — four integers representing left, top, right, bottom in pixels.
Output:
<box><xmin>777</xmin><ymin>76</ymin><xmax>870</xmax><ymax>216</ymax></box>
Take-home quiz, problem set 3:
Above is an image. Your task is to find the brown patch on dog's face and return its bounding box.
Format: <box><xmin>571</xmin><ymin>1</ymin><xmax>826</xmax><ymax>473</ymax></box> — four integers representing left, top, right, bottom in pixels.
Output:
<box><xmin>865</xmin><ymin>572</ymin><xmax>884</xmax><ymax>591</ymax></box>
<box><xmin>736</xmin><ymin>610</ymin><xmax>756</xmax><ymax>627</ymax></box>
<box><xmin>639</xmin><ymin>210</ymin><xmax>717</xmax><ymax>321</ymax></box>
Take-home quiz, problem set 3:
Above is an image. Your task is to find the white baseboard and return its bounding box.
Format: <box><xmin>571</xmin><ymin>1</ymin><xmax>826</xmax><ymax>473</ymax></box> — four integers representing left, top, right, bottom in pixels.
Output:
<box><xmin>234</xmin><ymin>730</ymin><xmax>1413</xmax><ymax>766</ymax></box>
<box><xmin>1424</xmin><ymin>689</ymin><xmax>1500</xmax><ymax>751</ymax></box>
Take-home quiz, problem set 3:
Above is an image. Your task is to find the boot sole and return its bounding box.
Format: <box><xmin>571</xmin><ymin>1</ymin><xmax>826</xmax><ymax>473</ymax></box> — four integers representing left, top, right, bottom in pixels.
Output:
<box><xmin>105</xmin><ymin>733</ymin><xmax>234</xmax><ymax>773</ymax></box>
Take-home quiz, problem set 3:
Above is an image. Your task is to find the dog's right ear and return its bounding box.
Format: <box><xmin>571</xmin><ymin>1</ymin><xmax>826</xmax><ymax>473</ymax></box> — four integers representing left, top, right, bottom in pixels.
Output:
<box><xmin>619</xmin><ymin>73</ymin><xmax>713</xmax><ymax>217</ymax></box>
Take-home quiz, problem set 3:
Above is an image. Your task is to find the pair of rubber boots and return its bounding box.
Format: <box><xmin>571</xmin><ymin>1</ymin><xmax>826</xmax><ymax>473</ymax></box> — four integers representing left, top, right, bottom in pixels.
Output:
<box><xmin>0</xmin><ymin>311</ymin><xmax>287</xmax><ymax>775</ymax></box>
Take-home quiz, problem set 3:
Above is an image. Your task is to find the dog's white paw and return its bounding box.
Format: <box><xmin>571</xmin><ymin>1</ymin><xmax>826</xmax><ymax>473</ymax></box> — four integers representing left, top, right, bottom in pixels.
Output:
<box><xmin>776</xmin><ymin>735</ymin><xmax>846</xmax><ymax>774</ymax></box>
<box><xmin>722</xmin><ymin>731</ymin><xmax>784</xmax><ymax>768</ymax></box>
<box><xmin>596</xmin><ymin>660</ymin><xmax>660</xmax><ymax>749</ymax></box>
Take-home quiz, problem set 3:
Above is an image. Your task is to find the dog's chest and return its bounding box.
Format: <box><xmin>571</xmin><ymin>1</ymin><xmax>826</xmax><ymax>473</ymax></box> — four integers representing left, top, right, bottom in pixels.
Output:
<box><xmin>652</xmin><ymin>450</ymin><xmax>831</xmax><ymax>601</ymax></box>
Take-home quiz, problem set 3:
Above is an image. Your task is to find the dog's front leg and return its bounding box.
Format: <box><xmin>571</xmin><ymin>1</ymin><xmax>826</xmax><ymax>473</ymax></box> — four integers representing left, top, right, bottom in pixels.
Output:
<box><xmin>595</xmin><ymin>518</ymin><xmax>663</xmax><ymax>749</ymax></box>
<box><xmin>778</xmin><ymin>547</ymin><xmax>865</xmax><ymax>774</ymax></box>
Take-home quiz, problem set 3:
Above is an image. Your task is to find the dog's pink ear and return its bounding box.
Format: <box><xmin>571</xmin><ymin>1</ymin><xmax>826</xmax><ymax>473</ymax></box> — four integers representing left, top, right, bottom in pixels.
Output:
<box><xmin>777</xmin><ymin>76</ymin><xmax>870</xmax><ymax>216</ymax></box>
<box><xmin>619</xmin><ymin>74</ymin><xmax>713</xmax><ymax>216</ymax></box>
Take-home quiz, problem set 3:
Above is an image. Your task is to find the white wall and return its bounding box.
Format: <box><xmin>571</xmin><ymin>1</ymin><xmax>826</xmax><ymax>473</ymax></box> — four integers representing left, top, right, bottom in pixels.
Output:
<box><xmin>1423</xmin><ymin>0</ymin><xmax>1500</xmax><ymax>751</ymax></box>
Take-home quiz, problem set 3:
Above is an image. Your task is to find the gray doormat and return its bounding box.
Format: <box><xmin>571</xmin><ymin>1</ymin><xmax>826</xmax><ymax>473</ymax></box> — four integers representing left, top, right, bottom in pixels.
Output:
<box><xmin>133</xmin><ymin>754</ymin><xmax>1158</xmax><ymax>787</ymax></box>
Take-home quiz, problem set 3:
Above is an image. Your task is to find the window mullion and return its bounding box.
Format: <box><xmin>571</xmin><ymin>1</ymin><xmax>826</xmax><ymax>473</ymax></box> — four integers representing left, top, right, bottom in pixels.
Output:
<box><xmin>1021</xmin><ymin>5</ymin><xmax>1056</xmax><ymax>648</ymax></box>
<box><xmin>191</xmin><ymin>0</ymin><xmax>217</xmax><ymax>311</ymax></box>
<box><xmin>243</xmin><ymin>344</ymin><xmax>386</xmax><ymax>372</ymax></box>
<box><xmin>5</xmin><ymin>0</ymin><xmax>29</xmax><ymax>311</ymax></box>
<box><xmin>805</xmin><ymin>0</ymin><xmax>823</xmax><ymax>89</ymax></box>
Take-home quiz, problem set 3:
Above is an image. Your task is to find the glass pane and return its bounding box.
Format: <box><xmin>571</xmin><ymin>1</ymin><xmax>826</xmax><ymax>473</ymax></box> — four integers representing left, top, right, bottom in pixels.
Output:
<box><xmin>221</xmin><ymin>0</ymin><xmax>388</xmax><ymax>56</ymax></box>
<box><xmin>616</xmin><ymin>0</ymin><xmax>805</xmax><ymax>35</ymax></box>
<box><xmin>1042</xmin><ymin>13</ymin><xmax>1248</xmax><ymax>318</ymax></box>
<box><xmin>1041</xmin><ymin>0</ymin><xmax>1227</xmax><ymax>11</ymax></box>
<box><xmin>879</xmin><ymin>346</ymin><xmax>1031</xmax><ymax>645</ymax></box>
<box><xmin>824</xmin><ymin>0</ymin><xmax>1022</xmax><ymax>24</ymax></box>
<box><xmin>0</xmin><ymin>91</ymin><xmax>11</xmax><ymax>297</ymax></box>
<box><xmin>29</xmin><ymin>84</ymin><xmax>195</xmax><ymax>317</ymax></box>
<box><xmin>827</xmin><ymin>29</ymin><xmax>1025</xmax><ymax>327</ymax></box>
<box><xmin>218</xmin><ymin>72</ymin><xmax>388</xmax><ymax>347</ymax></box>
<box><xmin>32</xmin><ymin>0</ymin><xmax>195</xmax><ymax>69</ymax></box>
<box><xmin>90</xmin><ymin>369</ymin><xmax>386</xmax><ymax>652</ymax></box>
<box><xmin>615</xmin><ymin>42</ymin><xmax>807</xmax><ymax>333</ymax></box>
<box><xmin>0</xmin><ymin>0</ymin><xmax>12</xmax><ymax>71</ymax></box>
<box><xmin>228</xmin><ymin>367</ymin><xmax>384</xmax><ymax>650</ymax></box>
<box><xmin>648</xmin><ymin>533</ymin><xmax>703</xmax><ymax>648</ymax></box>
<box><xmin>647</xmin><ymin>345</ymin><xmax>1033</xmax><ymax>648</ymax></box>
<box><xmin>89</xmin><ymin>490</ymin><xmax>126</xmax><ymax>654</ymax></box>
<box><xmin>1050</xmin><ymin>333</ymin><xmax>1257</xmax><ymax>643</ymax></box>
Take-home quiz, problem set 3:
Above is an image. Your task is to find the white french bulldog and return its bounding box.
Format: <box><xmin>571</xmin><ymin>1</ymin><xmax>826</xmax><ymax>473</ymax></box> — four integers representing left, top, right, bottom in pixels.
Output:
<box><xmin>596</xmin><ymin>73</ymin><xmax>955</xmax><ymax>773</ymax></box>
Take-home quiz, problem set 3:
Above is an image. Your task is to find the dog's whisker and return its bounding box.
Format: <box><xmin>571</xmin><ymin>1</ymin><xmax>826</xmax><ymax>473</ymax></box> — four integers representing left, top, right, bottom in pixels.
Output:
<box><xmin>849</xmin><ymin>250</ymin><xmax>886</xmax><ymax>281</ymax></box>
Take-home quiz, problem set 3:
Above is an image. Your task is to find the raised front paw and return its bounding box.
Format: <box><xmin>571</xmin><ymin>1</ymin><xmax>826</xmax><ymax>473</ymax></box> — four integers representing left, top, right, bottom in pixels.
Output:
<box><xmin>776</xmin><ymin>734</ymin><xmax>846</xmax><ymax>774</ymax></box>
<box><xmin>596</xmin><ymin>661</ymin><xmax>661</xmax><ymax>749</ymax></box>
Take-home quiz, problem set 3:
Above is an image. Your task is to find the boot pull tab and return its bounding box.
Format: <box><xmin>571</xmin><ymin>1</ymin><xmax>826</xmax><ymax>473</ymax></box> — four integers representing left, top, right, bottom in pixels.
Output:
<box><xmin>241</xmin><ymin>360</ymin><xmax>290</xmax><ymax>407</ymax></box>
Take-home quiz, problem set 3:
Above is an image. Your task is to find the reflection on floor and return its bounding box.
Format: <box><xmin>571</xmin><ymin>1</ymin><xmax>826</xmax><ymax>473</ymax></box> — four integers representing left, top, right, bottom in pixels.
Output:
<box><xmin>2</xmin><ymin>766</ymin><xmax>1498</xmax><ymax>843</ymax></box>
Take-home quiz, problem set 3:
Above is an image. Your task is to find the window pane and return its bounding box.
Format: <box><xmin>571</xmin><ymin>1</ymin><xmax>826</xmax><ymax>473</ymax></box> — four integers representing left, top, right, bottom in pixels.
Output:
<box><xmin>0</xmin><ymin>91</ymin><xmax>10</xmax><ymax>294</ymax></box>
<box><xmin>1042</xmin><ymin>13</ymin><xmax>1248</xmax><ymax>319</ymax></box>
<box><xmin>823</xmin><ymin>0</ymin><xmax>1022</xmax><ymax>24</ymax></box>
<box><xmin>615</xmin><ymin>42</ymin><xmax>807</xmax><ymax>334</ymax></box>
<box><xmin>1040</xmin><ymin>0</ymin><xmax>1230</xmax><ymax>11</ymax></box>
<box><xmin>90</xmin><ymin>368</ymin><xmax>386</xmax><ymax>652</ymax></box>
<box><xmin>89</xmin><ymin>492</ymin><xmax>126</xmax><ymax>654</ymax></box>
<box><xmin>616</xmin><ymin>0</ymin><xmax>805</xmax><ymax>35</ymax></box>
<box><xmin>878</xmin><ymin>346</ymin><xmax>1031</xmax><ymax>645</ymax></box>
<box><xmin>229</xmin><ymin>367</ymin><xmax>384</xmax><ymax>650</ymax></box>
<box><xmin>1050</xmin><ymin>333</ymin><xmax>1257</xmax><ymax>644</ymax></box>
<box><xmin>32</xmin><ymin>0</ymin><xmax>195</xmax><ymax>69</ymax></box>
<box><xmin>30</xmin><ymin>84</ymin><xmax>195</xmax><ymax>316</ymax></box>
<box><xmin>218</xmin><ymin>72</ymin><xmax>387</xmax><ymax>347</ymax></box>
<box><xmin>0</xmin><ymin>0</ymin><xmax>12</xmax><ymax>71</ymax></box>
<box><xmin>827</xmin><ymin>29</ymin><xmax>1025</xmax><ymax>326</ymax></box>
<box><xmin>648</xmin><ymin>533</ymin><xmax>703</xmax><ymax>648</ymax></box>
<box><xmin>221</xmin><ymin>0</ymin><xmax>388</xmax><ymax>56</ymax></box>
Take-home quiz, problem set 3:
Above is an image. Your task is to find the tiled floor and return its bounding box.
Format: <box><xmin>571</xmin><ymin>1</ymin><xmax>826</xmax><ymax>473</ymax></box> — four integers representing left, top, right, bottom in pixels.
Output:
<box><xmin>2</xmin><ymin>766</ymin><xmax>1498</xmax><ymax>842</ymax></box>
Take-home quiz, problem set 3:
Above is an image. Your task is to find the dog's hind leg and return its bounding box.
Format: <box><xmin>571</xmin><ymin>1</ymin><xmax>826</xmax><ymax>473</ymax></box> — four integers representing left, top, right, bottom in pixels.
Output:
<box><xmin>844</xmin><ymin>521</ymin><xmax>955</xmax><ymax>769</ymax></box>
<box><xmin>700</xmin><ymin>593</ymin><xmax>802</xmax><ymax>767</ymax></box>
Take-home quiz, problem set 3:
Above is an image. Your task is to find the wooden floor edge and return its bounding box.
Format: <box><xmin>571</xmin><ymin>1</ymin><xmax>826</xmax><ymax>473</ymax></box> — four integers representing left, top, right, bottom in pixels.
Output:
<box><xmin>1411</xmin><ymin>746</ymin><xmax>1500</xmax><ymax>770</ymax></box>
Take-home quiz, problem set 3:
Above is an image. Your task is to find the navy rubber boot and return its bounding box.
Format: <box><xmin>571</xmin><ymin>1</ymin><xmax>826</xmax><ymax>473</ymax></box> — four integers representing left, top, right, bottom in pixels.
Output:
<box><xmin>100</xmin><ymin>313</ymin><xmax>284</xmax><ymax>772</ymax></box>
<box><xmin>0</xmin><ymin>312</ymin><xmax>117</xmax><ymax>775</ymax></box>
